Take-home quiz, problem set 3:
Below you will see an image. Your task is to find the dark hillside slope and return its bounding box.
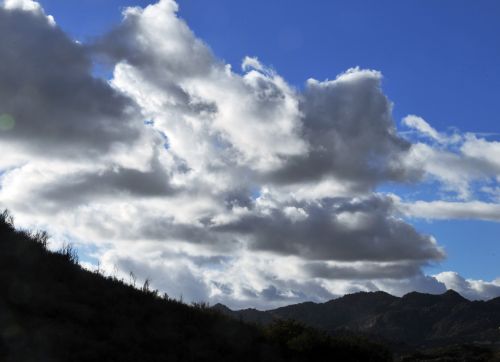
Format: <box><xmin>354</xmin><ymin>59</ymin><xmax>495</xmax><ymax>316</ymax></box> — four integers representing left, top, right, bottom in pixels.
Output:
<box><xmin>0</xmin><ymin>211</ymin><xmax>390</xmax><ymax>362</ymax></box>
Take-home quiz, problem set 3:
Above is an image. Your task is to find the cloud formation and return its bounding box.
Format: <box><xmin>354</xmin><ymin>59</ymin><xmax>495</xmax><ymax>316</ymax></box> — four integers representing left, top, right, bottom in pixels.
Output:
<box><xmin>1</xmin><ymin>0</ymin><xmax>499</xmax><ymax>308</ymax></box>
<box><xmin>398</xmin><ymin>199</ymin><xmax>500</xmax><ymax>222</ymax></box>
<box><xmin>434</xmin><ymin>272</ymin><xmax>500</xmax><ymax>301</ymax></box>
<box><xmin>0</xmin><ymin>6</ymin><xmax>145</xmax><ymax>158</ymax></box>
<box><xmin>403</xmin><ymin>117</ymin><xmax>500</xmax><ymax>200</ymax></box>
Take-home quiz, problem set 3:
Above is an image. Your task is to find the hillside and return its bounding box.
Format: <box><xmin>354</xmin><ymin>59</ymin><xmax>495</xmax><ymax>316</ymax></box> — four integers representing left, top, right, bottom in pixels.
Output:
<box><xmin>214</xmin><ymin>289</ymin><xmax>500</xmax><ymax>347</ymax></box>
<box><xmin>0</xmin><ymin>211</ymin><xmax>391</xmax><ymax>362</ymax></box>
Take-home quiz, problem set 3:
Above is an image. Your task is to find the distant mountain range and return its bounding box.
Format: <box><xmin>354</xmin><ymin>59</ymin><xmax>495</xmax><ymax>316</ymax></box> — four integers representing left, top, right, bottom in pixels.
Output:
<box><xmin>214</xmin><ymin>289</ymin><xmax>500</xmax><ymax>348</ymax></box>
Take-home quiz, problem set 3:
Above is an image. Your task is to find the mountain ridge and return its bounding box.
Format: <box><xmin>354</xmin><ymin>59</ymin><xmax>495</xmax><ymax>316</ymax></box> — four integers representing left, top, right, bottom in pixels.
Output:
<box><xmin>214</xmin><ymin>289</ymin><xmax>500</xmax><ymax>347</ymax></box>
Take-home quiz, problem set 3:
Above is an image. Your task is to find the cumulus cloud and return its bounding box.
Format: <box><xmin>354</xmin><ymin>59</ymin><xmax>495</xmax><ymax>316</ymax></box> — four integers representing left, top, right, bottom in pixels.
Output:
<box><xmin>0</xmin><ymin>6</ymin><xmax>149</xmax><ymax>159</ymax></box>
<box><xmin>94</xmin><ymin>1</ymin><xmax>308</xmax><ymax>173</ymax></box>
<box><xmin>1</xmin><ymin>0</ymin><xmax>499</xmax><ymax>308</ymax></box>
<box><xmin>213</xmin><ymin>194</ymin><xmax>443</xmax><ymax>262</ymax></box>
<box><xmin>434</xmin><ymin>272</ymin><xmax>500</xmax><ymax>301</ymax></box>
<box><xmin>0</xmin><ymin>1</ymin><xmax>167</xmax><ymax>211</ymax></box>
<box><xmin>402</xmin><ymin>122</ymin><xmax>500</xmax><ymax>200</ymax></box>
<box><xmin>268</xmin><ymin>70</ymin><xmax>416</xmax><ymax>191</ymax></box>
<box><xmin>375</xmin><ymin>273</ymin><xmax>447</xmax><ymax>297</ymax></box>
<box><xmin>397</xmin><ymin>120</ymin><xmax>500</xmax><ymax>223</ymax></box>
<box><xmin>3</xmin><ymin>0</ymin><xmax>54</xmax><ymax>24</ymax></box>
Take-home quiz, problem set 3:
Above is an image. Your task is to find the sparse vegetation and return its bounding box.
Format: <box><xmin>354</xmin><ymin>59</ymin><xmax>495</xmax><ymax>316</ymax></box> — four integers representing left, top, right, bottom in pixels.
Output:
<box><xmin>0</xmin><ymin>210</ymin><xmax>392</xmax><ymax>361</ymax></box>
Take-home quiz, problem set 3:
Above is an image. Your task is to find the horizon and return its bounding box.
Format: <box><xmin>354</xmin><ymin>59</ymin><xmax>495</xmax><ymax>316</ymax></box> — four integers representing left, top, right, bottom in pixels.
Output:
<box><xmin>219</xmin><ymin>288</ymin><xmax>475</xmax><ymax>312</ymax></box>
<box><xmin>0</xmin><ymin>0</ymin><xmax>499</xmax><ymax>310</ymax></box>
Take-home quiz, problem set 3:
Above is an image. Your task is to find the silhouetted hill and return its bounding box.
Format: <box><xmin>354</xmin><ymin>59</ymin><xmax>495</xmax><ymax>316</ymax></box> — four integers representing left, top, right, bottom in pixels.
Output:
<box><xmin>216</xmin><ymin>290</ymin><xmax>500</xmax><ymax>348</ymax></box>
<box><xmin>0</xmin><ymin>211</ymin><xmax>391</xmax><ymax>361</ymax></box>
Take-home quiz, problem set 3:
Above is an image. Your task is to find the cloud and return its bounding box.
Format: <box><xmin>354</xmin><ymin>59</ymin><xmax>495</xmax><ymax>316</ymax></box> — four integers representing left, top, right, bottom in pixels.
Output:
<box><xmin>95</xmin><ymin>2</ymin><xmax>414</xmax><ymax>187</ymax></box>
<box><xmin>268</xmin><ymin>69</ymin><xmax>417</xmax><ymax>191</ymax></box>
<box><xmin>2</xmin><ymin>0</ymin><xmax>55</xmax><ymax>24</ymax></box>
<box><xmin>0</xmin><ymin>1</ymin><xmax>167</xmax><ymax>211</ymax></box>
<box><xmin>304</xmin><ymin>261</ymin><xmax>423</xmax><ymax>280</ymax></box>
<box><xmin>402</xmin><ymin>123</ymin><xmax>500</xmax><ymax>200</ymax></box>
<box><xmin>35</xmin><ymin>165</ymin><xmax>174</xmax><ymax>207</ymax></box>
<box><xmin>402</xmin><ymin>115</ymin><xmax>460</xmax><ymax>144</ymax></box>
<box><xmin>375</xmin><ymin>273</ymin><xmax>447</xmax><ymax>297</ymax></box>
<box><xmin>461</xmin><ymin>134</ymin><xmax>500</xmax><ymax>170</ymax></box>
<box><xmin>111</xmin><ymin>254</ymin><xmax>211</xmax><ymax>303</ymax></box>
<box><xmin>395</xmin><ymin>123</ymin><xmax>500</xmax><ymax>222</ymax></box>
<box><xmin>0</xmin><ymin>0</ymin><xmax>499</xmax><ymax>308</ymax></box>
<box><xmin>434</xmin><ymin>272</ymin><xmax>500</xmax><ymax>301</ymax></box>
<box><xmin>0</xmin><ymin>5</ymin><xmax>151</xmax><ymax>160</ymax></box>
<box><xmin>213</xmin><ymin>194</ymin><xmax>444</xmax><ymax>262</ymax></box>
<box><xmin>90</xmin><ymin>241</ymin><xmax>500</xmax><ymax>310</ymax></box>
<box><xmin>398</xmin><ymin>199</ymin><xmax>500</xmax><ymax>222</ymax></box>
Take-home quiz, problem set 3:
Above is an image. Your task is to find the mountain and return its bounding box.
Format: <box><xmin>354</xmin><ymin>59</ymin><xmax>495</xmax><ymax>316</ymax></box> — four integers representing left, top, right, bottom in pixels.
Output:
<box><xmin>215</xmin><ymin>290</ymin><xmax>500</xmax><ymax>348</ymax></box>
<box><xmin>0</xmin><ymin>211</ymin><xmax>391</xmax><ymax>361</ymax></box>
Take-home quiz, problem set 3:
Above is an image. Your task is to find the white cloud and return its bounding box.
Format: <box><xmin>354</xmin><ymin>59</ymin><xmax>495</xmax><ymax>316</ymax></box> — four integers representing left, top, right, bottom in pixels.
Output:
<box><xmin>2</xmin><ymin>0</ymin><xmax>55</xmax><ymax>25</ymax></box>
<box><xmin>461</xmin><ymin>134</ymin><xmax>500</xmax><ymax>170</ymax></box>
<box><xmin>283</xmin><ymin>206</ymin><xmax>308</xmax><ymax>223</ymax></box>
<box><xmin>403</xmin><ymin>115</ymin><xmax>500</xmax><ymax>200</ymax></box>
<box><xmin>402</xmin><ymin>114</ymin><xmax>460</xmax><ymax>144</ymax></box>
<box><xmin>398</xmin><ymin>199</ymin><xmax>500</xmax><ymax>222</ymax></box>
<box><xmin>375</xmin><ymin>274</ymin><xmax>447</xmax><ymax>297</ymax></box>
<box><xmin>434</xmin><ymin>272</ymin><xmax>500</xmax><ymax>301</ymax></box>
<box><xmin>241</xmin><ymin>56</ymin><xmax>265</xmax><ymax>72</ymax></box>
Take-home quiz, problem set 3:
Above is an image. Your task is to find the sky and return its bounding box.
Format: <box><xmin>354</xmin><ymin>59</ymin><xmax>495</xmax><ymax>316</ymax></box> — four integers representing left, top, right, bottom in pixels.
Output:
<box><xmin>1</xmin><ymin>0</ymin><xmax>500</xmax><ymax>309</ymax></box>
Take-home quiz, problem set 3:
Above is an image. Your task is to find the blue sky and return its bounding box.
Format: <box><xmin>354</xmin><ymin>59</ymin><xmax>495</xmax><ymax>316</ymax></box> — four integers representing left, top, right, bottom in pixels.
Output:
<box><xmin>2</xmin><ymin>0</ymin><xmax>500</xmax><ymax>306</ymax></box>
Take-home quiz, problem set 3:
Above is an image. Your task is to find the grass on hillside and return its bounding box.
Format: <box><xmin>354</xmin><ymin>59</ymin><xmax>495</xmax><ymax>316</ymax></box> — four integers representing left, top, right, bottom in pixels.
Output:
<box><xmin>0</xmin><ymin>210</ymin><xmax>392</xmax><ymax>362</ymax></box>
